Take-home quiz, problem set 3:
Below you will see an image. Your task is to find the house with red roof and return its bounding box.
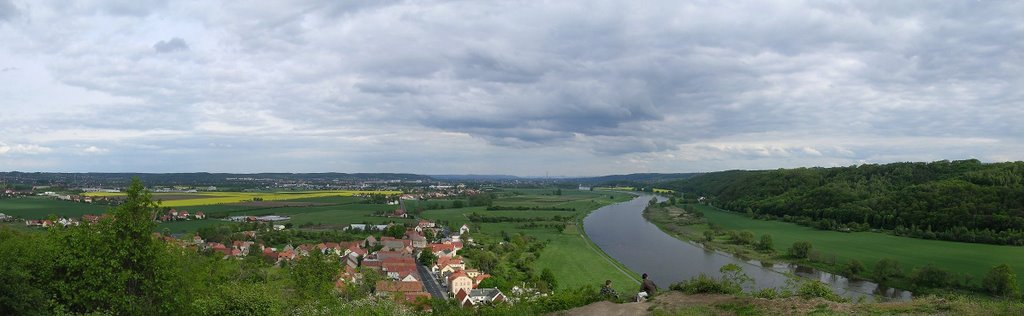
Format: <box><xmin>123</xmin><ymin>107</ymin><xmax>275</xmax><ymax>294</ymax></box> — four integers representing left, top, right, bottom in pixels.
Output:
<box><xmin>433</xmin><ymin>256</ymin><xmax>465</xmax><ymax>275</ymax></box>
<box><xmin>430</xmin><ymin>243</ymin><xmax>461</xmax><ymax>258</ymax></box>
<box><xmin>448</xmin><ymin>271</ymin><xmax>473</xmax><ymax>298</ymax></box>
<box><xmin>263</xmin><ymin>248</ymin><xmax>279</xmax><ymax>264</ymax></box>
<box><xmin>82</xmin><ymin>214</ymin><xmax>101</xmax><ymax>224</ymax></box>
<box><xmin>406</xmin><ymin>231</ymin><xmax>427</xmax><ymax>249</ymax></box>
<box><xmin>375</xmin><ymin>280</ymin><xmax>431</xmax><ymax>303</ymax></box>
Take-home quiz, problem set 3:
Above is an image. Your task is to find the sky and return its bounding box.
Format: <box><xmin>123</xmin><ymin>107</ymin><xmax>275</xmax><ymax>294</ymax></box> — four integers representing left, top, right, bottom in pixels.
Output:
<box><xmin>0</xmin><ymin>1</ymin><xmax>1022</xmax><ymax>176</ymax></box>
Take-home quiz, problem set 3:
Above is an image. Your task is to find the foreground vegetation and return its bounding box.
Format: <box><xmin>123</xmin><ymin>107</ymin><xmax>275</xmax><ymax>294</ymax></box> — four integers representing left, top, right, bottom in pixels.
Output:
<box><xmin>0</xmin><ymin>179</ymin><xmax>640</xmax><ymax>315</ymax></box>
<box><xmin>644</xmin><ymin>200</ymin><xmax>1024</xmax><ymax>297</ymax></box>
<box><xmin>667</xmin><ymin>159</ymin><xmax>1024</xmax><ymax>245</ymax></box>
<box><xmin>651</xmin><ymin>264</ymin><xmax>1024</xmax><ymax>316</ymax></box>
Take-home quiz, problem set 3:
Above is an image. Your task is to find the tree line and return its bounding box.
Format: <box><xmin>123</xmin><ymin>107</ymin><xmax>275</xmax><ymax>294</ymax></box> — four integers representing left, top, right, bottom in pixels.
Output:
<box><xmin>667</xmin><ymin>159</ymin><xmax>1024</xmax><ymax>245</ymax></box>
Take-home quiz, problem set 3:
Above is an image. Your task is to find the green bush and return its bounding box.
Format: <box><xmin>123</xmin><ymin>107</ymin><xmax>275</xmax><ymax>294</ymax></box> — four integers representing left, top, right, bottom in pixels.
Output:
<box><xmin>755</xmin><ymin>234</ymin><xmax>774</xmax><ymax>252</ymax></box>
<box><xmin>752</xmin><ymin>288</ymin><xmax>787</xmax><ymax>299</ymax></box>
<box><xmin>909</xmin><ymin>264</ymin><xmax>952</xmax><ymax>289</ymax></box>
<box><xmin>873</xmin><ymin>259</ymin><xmax>904</xmax><ymax>283</ymax></box>
<box><xmin>670</xmin><ymin>264</ymin><xmax>751</xmax><ymax>295</ymax></box>
<box><xmin>796</xmin><ymin>280</ymin><xmax>846</xmax><ymax>302</ymax></box>
<box><xmin>191</xmin><ymin>283</ymin><xmax>284</xmax><ymax>316</ymax></box>
<box><xmin>788</xmin><ymin>241</ymin><xmax>812</xmax><ymax>259</ymax></box>
<box><xmin>670</xmin><ymin>274</ymin><xmax>742</xmax><ymax>295</ymax></box>
<box><xmin>844</xmin><ymin>259</ymin><xmax>865</xmax><ymax>276</ymax></box>
<box><xmin>982</xmin><ymin>264</ymin><xmax>1020</xmax><ymax>297</ymax></box>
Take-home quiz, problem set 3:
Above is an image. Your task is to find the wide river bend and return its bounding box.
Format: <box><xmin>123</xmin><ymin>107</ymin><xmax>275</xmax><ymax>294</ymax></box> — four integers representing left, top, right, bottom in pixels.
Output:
<box><xmin>583</xmin><ymin>194</ymin><xmax>912</xmax><ymax>301</ymax></box>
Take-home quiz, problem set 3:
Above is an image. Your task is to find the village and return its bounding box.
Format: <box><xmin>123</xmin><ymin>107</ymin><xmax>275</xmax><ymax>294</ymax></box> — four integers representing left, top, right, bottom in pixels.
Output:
<box><xmin>159</xmin><ymin>215</ymin><xmax>507</xmax><ymax>308</ymax></box>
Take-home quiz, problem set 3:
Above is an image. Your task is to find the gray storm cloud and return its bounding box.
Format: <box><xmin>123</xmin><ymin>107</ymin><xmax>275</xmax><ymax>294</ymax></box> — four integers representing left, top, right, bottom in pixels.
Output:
<box><xmin>153</xmin><ymin>37</ymin><xmax>189</xmax><ymax>53</ymax></box>
<box><xmin>0</xmin><ymin>0</ymin><xmax>1021</xmax><ymax>175</ymax></box>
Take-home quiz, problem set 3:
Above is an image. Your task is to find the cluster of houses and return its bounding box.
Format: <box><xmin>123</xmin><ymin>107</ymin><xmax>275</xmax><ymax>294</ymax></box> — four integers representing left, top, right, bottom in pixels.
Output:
<box><xmin>398</xmin><ymin>187</ymin><xmax>481</xmax><ymax>201</ymax></box>
<box><xmin>158</xmin><ymin>209</ymin><xmax>206</xmax><ymax>222</ymax></box>
<box><xmin>355</xmin><ymin>220</ymin><xmax>501</xmax><ymax>307</ymax></box>
<box><xmin>2</xmin><ymin>189</ymin><xmax>28</xmax><ymax>197</ymax></box>
<box><xmin>40</xmin><ymin>192</ymin><xmax>113</xmax><ymax>204</ymax></box>
<box><xmin>24</xmin><ymin>213</ymin><xmax>108</xmax><ymax>228</ymax></box>
<box><xmin>172</xmin><ymin>219</ymin><xmax>503</xmax><ymax>308</ymax></box>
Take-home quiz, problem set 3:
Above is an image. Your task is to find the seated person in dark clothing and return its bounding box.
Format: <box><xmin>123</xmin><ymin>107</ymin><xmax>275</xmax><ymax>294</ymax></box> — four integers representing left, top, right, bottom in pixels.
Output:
<box><xmin>600</xmin><ymin>279</ymin><xmax>619</xmax><ymax>299</ymax></box>
<box><xmin>637</xmin><ymin>273</ymin><xmax>658</xmax><ymax>301</ymax></box>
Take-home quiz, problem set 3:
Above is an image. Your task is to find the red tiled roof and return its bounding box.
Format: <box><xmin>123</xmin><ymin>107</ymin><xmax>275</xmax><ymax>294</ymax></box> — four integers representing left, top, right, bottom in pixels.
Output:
<box><xmin>455</xmin><ymin>288</ymin><xmax>469</xmax><ymax>301</ymax></box>
<box><xmin>403</xmin><ymin>291</ymin><xmax>431</xmax><ymax>302</ymax></box>
<box><xmin>376</xmin><ymin>280</ymin><xmax>423</xmax><ymax>293</ymax></box>
<box><xmin>448</xmin><ymin>270</ymin><xmax>470</xmax><ymax>282</ymax></box>
<box><xmin>436</xmin><ymin>256</ymin><xmax>463</xmax><ymax>269</ymax></box>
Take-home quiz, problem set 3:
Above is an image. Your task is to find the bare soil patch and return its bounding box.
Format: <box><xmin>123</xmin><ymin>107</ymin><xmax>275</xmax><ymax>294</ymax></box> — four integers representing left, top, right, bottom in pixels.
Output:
<box><xmin>552</xmin><ymin>291</ymin><xmax>863</xmax><ymax>316</ymax></box>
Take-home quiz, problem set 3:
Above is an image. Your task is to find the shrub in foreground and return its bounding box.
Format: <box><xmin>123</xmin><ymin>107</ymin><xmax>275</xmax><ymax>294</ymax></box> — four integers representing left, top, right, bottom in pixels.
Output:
<box><xmin>787</xmin><ymin>241</ymin><xmax>812</xmax><ymax>259</ymax></box>
<box><xmin>796</xmin><ymin>280</ymin><xmax>846</xmax><ymax>302</ymax></box>
<box><xmin>982</xmin><ymin>264</ymin><xmax>1020</xmax><ymax>297</ymax></box>
<box><xmin>671</xmin><ymin>274</ymin><xmax>743</xmax><ymax>295</ymax></box>
<box><xmin>670</xmin><ymin>264</ymin><xmax>751</xmax><ymax>295</ymax></box>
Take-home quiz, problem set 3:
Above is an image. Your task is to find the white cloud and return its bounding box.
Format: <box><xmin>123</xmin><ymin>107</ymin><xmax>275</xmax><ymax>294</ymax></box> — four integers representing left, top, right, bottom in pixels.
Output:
<box><xmin>0</xmin><ymin>142</ymin><xmax>53</xmax><ymax>155</ymax></box>
<box><xmin>82</xmin><ymin>146</ymin><xmax>108</xmax><ymax>154</ymax></box>
<box><xmin>0</xmin><ymin>1</ymin><xmax>1021</xmax><ymax>175</ymax></box>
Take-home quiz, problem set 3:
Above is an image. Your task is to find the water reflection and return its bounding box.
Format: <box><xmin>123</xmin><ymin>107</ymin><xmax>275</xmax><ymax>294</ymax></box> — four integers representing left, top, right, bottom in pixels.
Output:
<box><xmin>583</xmin><ymin>194</ymin><xmax>912</xmax><ymax>301</ymax></box>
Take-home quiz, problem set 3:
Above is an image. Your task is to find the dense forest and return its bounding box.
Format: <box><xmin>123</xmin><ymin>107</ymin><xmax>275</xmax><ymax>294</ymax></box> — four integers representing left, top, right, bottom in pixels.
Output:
<box><xmin>666</xmin><ymin>160</ymin><xmax>1024</xmax><ymax>245</ymax></box>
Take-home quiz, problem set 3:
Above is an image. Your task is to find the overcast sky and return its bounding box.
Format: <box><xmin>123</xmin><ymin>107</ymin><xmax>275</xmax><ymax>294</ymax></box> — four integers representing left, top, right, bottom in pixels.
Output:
<box><xmin>0</xmin><ymin>1</ymin><xmax>1022</xmax><ymax>176</ymax></box>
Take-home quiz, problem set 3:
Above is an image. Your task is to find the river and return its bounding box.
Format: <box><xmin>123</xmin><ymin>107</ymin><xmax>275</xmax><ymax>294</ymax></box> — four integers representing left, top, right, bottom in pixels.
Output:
<box><xmin>583</xmin><ymin>194</ymin><xmax>913</xmax><ymax>301</ymax></box>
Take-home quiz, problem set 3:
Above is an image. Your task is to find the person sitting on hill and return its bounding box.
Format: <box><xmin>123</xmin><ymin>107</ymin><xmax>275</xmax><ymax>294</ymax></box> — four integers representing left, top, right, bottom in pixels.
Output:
<box><xmin>600</xmin><ymin>279</ymin><xmax>619</xmax><ymax>299</ymax></box>
<box><xmin>636</xmin><ymin>273</ymin><xmax>658</xmax><ymax>302</ymax></box>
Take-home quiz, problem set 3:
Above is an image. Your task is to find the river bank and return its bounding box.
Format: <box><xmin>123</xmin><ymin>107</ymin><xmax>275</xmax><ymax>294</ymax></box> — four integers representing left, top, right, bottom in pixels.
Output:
<box><xmin>642</xmin><ymin>202</ymin><xmax>917</xmax><ymax>300</ymax></box>
<box><xmin>553</xmin><ymin>290</ymin><xmax>1024</xmax><ymax>316</ymax></box>
<box><xmin>584</xmin><ymin>194</ymin><xmax>915</xmax><ymax>301</ymax></box>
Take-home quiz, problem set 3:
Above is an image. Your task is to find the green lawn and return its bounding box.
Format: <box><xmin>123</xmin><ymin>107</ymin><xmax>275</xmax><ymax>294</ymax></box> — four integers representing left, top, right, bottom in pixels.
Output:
<box><xmin>170</xmin><ymin>204</ymin><xmax>259</xmax><ymax>216</ymax></box>
<box><xmin>269</xmin><ymin>195</ymin><xmax>364</xmax><ymax>204</ymax></box>
<box><xmin>532</xmin><ymin>224</ymin><xmax>641</xmax><ymax>295</ymax></box>
<box><xmin>691</xmin><ymin>204</ymin><xmax>1024</xmax><ymax>289</ymax></box>
<box><xmin>420</xmin><ymin>189</ymin><xmax>641</xmax><ymax>294</ymax></box>
<box><xmin>284</xmin><ymin>204</ymin><xmax>414</xmax><ymax>227</ymax></box>
<box><xmin>157</xmin><ymin>219</ymin><xmax>229</xmax><ymax>234</ymax></box>
<box><xmin>0</xmin><ymin>197</ymin><xmax>110</xmax><ymax>219</ymax></box>
<box><xmin>420</xmin><ymin>207</ymin><xmax>483</xmax><ymax>226</ymax></box>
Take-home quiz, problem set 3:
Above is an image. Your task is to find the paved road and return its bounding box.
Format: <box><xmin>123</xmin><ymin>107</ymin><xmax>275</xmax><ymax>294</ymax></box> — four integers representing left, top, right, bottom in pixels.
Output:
<box><xmin>417</xmin><ymin>262</ymin><xmax>447</xmax><ymax>300</ymax></box>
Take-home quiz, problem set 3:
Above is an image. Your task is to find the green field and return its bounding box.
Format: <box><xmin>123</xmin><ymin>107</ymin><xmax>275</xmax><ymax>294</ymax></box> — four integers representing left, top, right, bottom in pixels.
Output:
<box><xmin>419</xmin><ymin>189</ymin><xmax>641</xmax><ymax>294</ymax></box>
<box><xmin>157</xmin><ymin>219</ymin><xmax>230</xmax><ymax>234</ymax></box>
<box><xmin>685</xmin><ymin>204</ymin><xmax>1024</xmax><ymax>289</ymax></box>
<box><xmin>84</xmin><ymin>190</ymin><xmax>401</xmax><ymax>207</ymax></box>
<box><xmin>285</xmin><ymin>204</ymin><xmax>415</xmax><ymax>227</ymax></box>
<box><xmin>0</xmin><ymin>197</ymin><xmax>110</xmax><ymax>219</ymax></box>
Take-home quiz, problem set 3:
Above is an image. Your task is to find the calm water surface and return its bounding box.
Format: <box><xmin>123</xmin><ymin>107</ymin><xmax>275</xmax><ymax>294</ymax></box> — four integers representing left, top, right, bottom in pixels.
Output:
<box><xmin>584</xmin><ymin>194</ymin><xmax>912</xmax><ymax>301</ymax></box>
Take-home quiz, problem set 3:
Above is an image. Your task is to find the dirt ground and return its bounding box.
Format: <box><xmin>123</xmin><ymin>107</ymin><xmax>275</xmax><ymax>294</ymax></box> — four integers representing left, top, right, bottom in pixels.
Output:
<box><xmin>551</xmin><ymin>292</ymin><xmax>851</xmax><ymax>316</ymax></box>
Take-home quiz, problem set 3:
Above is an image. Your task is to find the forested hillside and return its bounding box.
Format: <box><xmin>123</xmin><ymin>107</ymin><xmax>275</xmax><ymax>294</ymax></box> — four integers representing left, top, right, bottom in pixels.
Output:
<box><xmin>666</xmin><ymin>160</ymin><xmax>1024</xmax><ymax>245</ymax></box>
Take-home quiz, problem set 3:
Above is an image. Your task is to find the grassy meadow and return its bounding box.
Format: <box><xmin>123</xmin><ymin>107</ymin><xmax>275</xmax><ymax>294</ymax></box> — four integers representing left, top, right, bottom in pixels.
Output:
<box><xmin>0</xmin><ymin>197</ymin><xmax>110</xmax><ymax>219</ymax></box>
<box><xmin>83</xmin><ymin>190</ymin><xmax>401</xmax><ymax>207</ymax></box>
<box><xmin>419</xmin><ymin>189</ymin><xmax>641</xmax><ymax>295</ymax></box>
<box><xmin>659</xmin><ymin>203</ymin><xmax>1024</xmax><ymax>290</ymax></box>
